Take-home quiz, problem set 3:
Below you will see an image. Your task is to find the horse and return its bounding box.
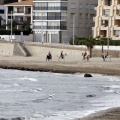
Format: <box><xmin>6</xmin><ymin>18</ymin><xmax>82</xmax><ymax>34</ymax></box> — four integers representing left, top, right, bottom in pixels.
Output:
<box><xmin>46</xmin><ymin>55</ymin><xmax>52</xmax><ymax>61</ymax></box>
<box><xmin>58</xmin><ymin>53</ymin><xmax>67</xmax><ymax>61</ymax></box>
<box><xmin>101</xmin><ymin>53</ymin><xmax>111</xmax><ymax>61</ymax></box>
<box><xmin>82</xmin><ymin>53</ymin><xmax>90</xmax><ymax>61</ymax></box>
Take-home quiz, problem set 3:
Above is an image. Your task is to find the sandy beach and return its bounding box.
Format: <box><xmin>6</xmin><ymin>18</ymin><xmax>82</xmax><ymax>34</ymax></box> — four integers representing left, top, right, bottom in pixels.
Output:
<box><xmin>0</xmin><ymin>55</ymin><xmax>120</xmax><ymax>120</ymax></box>
<box><xmin>0</xmin><ymin>56</ymin><xmax>120</xmax><ymax>76</ymax></box>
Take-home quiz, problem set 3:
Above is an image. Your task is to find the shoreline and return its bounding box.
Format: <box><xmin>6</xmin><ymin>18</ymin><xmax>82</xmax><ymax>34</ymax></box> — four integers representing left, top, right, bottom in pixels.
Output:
<box><xmin>75</xmin><ymin>107</ymin><xmax>120</xmax><ymax>120</ymax></box>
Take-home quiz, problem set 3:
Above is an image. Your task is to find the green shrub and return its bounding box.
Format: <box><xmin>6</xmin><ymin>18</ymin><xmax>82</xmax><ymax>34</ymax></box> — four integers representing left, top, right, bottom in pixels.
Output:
<box><xmin>69</xmin><ymin>37</ymin><xmax>120</xmax><ymax>46</ymax></box>
<box><xmin>0</xmin><ymin>29</ymin><xmax>31</xmax><ymax>35</ymax></box>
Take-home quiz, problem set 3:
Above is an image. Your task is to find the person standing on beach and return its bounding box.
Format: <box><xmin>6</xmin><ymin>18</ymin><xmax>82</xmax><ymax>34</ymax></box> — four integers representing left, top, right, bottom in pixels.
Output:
<box><xmin>60</xmin><ymin>51</ymin><xmax>64</xmax><ymax>59</ymax></box>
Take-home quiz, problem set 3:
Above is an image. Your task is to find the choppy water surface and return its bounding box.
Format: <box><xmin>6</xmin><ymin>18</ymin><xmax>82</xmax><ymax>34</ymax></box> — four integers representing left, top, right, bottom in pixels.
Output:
<box><xmin>0</xmin><ymin>69</ymin><xmax>120</xmax><ymax>120</ymax></box>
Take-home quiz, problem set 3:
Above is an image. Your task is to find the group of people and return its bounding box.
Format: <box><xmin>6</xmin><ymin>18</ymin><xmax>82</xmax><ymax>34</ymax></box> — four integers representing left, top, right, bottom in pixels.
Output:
<box><xmin>46</xmin><ymin>51</ymin><xmax>64</xmax><ymax>61</ymax></box>
<box><xmin>46</xmin><ymin>50</ymin><xmax>110</xmax><ymax>62</ymax></box>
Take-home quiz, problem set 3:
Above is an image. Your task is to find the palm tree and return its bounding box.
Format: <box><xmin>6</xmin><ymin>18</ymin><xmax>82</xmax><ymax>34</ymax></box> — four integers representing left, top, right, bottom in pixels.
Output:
<box><xmin>100</xmin><ymin>38</ymin><xmax>104</xmax><ymax>53</ymax></box>
<box><xmin>86</xmin><ymin>36</ymin><xmax>95</xmax><ymax>58</ymax></box>
<box><xmin>95</xmin><ymin>36</ymin><xmax>104</xmax><ymax>53</ymax></box>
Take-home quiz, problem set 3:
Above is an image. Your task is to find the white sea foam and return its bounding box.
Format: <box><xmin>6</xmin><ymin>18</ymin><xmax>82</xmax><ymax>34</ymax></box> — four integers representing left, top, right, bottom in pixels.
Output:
<box><xmin>1</xmin><ymin>83</ymin><xmax>19</xmax><ymax>88</ymax></box>
<box><xmin>108</xmin><ymin>76</ymin><xmax>120</xmax><ymax>81</ymax></box>
<box><xmin>13</xmin><ymin>83</ymin><xmax>19</xmax><ymax>87</ymax></box>
<box><xmin>27</xmin><ymin>109</ymin><xmax>110</xmax><ymax>120</ymax></box>
<box><xmin>104</xmin><ymin>89</ymin><xmax>114</xmax><ymax>93</ymax></box>
<box><xmin>110</xmin><ymin>85</ymin><xmax>120</xmax><ymax>89</ymax></box>
<box><xmin>19</xmin><ymin>77</ymin><xmax>38</xmax><ymax>82</ymax></box>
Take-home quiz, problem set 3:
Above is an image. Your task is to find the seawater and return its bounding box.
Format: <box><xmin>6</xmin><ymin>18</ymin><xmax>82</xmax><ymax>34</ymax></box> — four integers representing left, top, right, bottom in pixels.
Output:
<box><xmin>0</xmin><ymin>68</ymin><xmax>120</xmax><ymax>120</ymax></box>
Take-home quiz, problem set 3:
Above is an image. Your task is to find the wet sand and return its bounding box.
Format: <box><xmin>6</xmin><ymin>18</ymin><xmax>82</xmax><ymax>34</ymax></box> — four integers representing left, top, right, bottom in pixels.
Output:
<box><xmin>75</xmin><ymin>107</ymin><xmax>120</xmax><ymax>120</ymax></box>
<box><xmin>0</xmin><ymin>56</ymin><xmax>120</xmax><ymax>120</ymax></box>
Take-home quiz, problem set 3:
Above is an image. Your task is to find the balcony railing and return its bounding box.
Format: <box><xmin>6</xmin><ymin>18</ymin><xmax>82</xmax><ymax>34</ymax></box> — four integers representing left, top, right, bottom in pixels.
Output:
<box><xmin>33</xmin><ymin>16</ymin><xmax>67</xmax><ymax>20</ymax></box>
<box><xmin>33</xmin><ymin>6</ymin><xmax>67</xmax><ymax>11</ymax></box>
<box><xmin>33</xmin><ymin>25</ymin><xmax>67</xmax><ymax>30</ymax></box>
<box><xmin>8</xmin><ymin>11</ymin><xmax>31</xmax><ymax>14</ymax></box>
<box><xmin>34</xmin><ymin>0</ymin><xmax>67</xmax><ymax>1</ymax></box>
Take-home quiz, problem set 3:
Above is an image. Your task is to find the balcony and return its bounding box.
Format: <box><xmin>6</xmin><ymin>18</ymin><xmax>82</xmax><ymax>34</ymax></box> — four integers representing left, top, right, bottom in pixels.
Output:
<box><xmin>104</xmin><ymin>0</ymin><xmax>112</xmax><ymax>6</ymax></box>
<box><xmin>115</xmin><ymin>15</ymin><xmax>120</xmax><ymax>19</ymax></box>
<box><xmin>114</xmin><ymin>25</ymin><xmax>120</xmax><ymax>30</ymax></box>
<box><xmin>100</xmin><ymin>30</ymin><xmax>107</xmax><ymax>37</ymax></box>
<box><xmin>103</xmin><ymin>6</ymin><xmax>110</xmax><ymax>9</ymax></box>
<box><xmin>102</xmin><ymin>15</ymin><xmax>109</xmax><ymax>20</ymax></box>
<box><xmin>117</xmin><ymin>0</ymin><xmax>120</xmax><ymax>5</ymax></box>
<box><xmin>100</xmin><ymin>26</ymin><xmax>108</xmax><ymax>30</ymax></box>
<box><xmin>117</xmin><ymin>5</ymin><xmax>120</xmax><ymax>9</ymax></box>
<box><xmin>13</xmin><ymin>11</ymin><xmax>24</xmax><ymax>16</ymax></box>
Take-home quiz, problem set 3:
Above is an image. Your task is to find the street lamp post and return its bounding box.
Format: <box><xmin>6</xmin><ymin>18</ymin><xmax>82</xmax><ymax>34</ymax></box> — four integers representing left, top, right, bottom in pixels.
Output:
<box><xmin>41</xmin><ymin>13</ymin><xmax>43</xmax><ymax>43</ymax></box>
<box><xmin>73</xmin><ymin>14</ymin><xmax>75</xmax><ymax>45</ymax></box>
<box><xmin>107</xmin><ymin>16</ymin><xmax>110</xmax><ymax>51</ymax></box>
<box><xmin>11</xmin><ymin>11</ymin><xmax>13</xmax><ymax>42</ymax></box>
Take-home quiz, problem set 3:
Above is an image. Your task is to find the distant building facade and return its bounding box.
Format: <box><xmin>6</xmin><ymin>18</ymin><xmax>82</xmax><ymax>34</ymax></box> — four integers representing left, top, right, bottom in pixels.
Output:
<box><xmin>67</xmin><ymin>0</ymin><xmax>97</xmax><ymax>41</ymax></box>
<box><xmin>33</xmin><ymin>0</ymin><xmax>67</xmax><ymax>43</ymax></box>
<box><xmin>33</xmin><ymin>0</ymin><xmax>97</xmax><ymax>43</ymax></box>
<box><xmin>93</xmin><ymin>0</ymin><xmax>120</xmax><ymax>40</ymax></box>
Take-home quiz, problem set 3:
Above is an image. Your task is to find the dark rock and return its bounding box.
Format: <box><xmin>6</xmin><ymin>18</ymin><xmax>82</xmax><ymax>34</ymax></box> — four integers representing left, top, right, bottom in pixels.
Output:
<box><xmin>86</xmin><ymin>94</ymin><xmax>96</xmax><ymax>97</ymax></box>
<box><xmin>11</xmin><ymin>117</ymin><xmax>25</xmax><ymax>120</ymax></box>
<box><xmin>84</xmin><ymin>73</ymin><xmax>92</xmax><ymax>77</ymax></box>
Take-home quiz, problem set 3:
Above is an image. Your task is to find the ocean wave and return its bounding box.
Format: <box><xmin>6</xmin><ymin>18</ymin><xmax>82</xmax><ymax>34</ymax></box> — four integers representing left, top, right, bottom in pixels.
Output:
<box><xmin>0</xmin><ymin>88</ymin><xmax>42</xmax><ymax>93</ymax></box>
<box><xmin>108</xmin><ymin>76</ymin><xmax>120</xmax><ymax>81</ymax></box>
<box><xmin>19</xmin><ymin>77</ymin><xmax>38</xmax><ymax>82</ymax></box>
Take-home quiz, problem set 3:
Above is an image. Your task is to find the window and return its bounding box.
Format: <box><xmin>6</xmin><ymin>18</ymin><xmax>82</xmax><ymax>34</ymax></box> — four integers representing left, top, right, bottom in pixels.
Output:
<box><xmin>90</xmin><ymin>14</ymin><xmax>95</xmax><ymax>18</ymax></box>
<box><xmin>104</xmin><ymin>9</ymin><xmax>110</xmax><ymax>16</ymax></box>
<box><xmin>0</xmin><ymin>9</ymin><xmax>4</xmax><ymax>14</ymax></box>
<box><xmin>114</xmin><ymin>30</ymin><xmax>120</xmax><ymax>36</ymax></box>
<box><xmin>71</xmin><ymin>3</ymin><xmax>75</xmax><ymax>9</ymax></box>
<box><xmin>80</xmin><ymin>4</ymin><xmax>83</xmax><ymax>8</ymax></box>
<box><xmin>79</xmin><ymin>13</ymin><xmax>82</xmax><ymax>18</ymax></box>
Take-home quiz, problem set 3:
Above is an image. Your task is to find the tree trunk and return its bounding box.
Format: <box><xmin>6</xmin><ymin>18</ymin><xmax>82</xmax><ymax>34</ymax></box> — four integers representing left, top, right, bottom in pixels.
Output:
<box><xmin>90</xmin><ymin>48</ymin><xmax>92</xmax><ymax>58</ymax></box>
<box><xmin>102</xmin><ymin>45</ymin><xmax>104</xmax><ymax>53</ymax></box>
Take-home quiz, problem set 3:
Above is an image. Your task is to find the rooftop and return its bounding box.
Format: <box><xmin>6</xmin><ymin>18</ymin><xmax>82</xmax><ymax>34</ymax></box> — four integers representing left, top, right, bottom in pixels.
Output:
<box><xmin>5</xmin><ymin>0</ymin><xmax>33</xmax><ymax>6</ymax></box>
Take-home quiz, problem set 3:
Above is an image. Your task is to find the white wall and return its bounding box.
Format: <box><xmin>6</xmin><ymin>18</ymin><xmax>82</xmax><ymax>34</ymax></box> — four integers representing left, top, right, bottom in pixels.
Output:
<box><xmin>0</xmin><ymin>34</ymin><xmax>33</xmax><ymax>42</ymax></box>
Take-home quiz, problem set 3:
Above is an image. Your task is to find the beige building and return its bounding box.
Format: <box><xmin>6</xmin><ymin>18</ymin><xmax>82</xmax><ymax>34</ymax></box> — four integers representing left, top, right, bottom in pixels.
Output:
<box><xmin>67</xmin><ymin>0</ymin><xmax>98</xmax><ymax>40</ymax></box>
<box><xmin>93</xmin><ymin>0</ymin><xmax>120</xmax><ymax>40</ymax></box>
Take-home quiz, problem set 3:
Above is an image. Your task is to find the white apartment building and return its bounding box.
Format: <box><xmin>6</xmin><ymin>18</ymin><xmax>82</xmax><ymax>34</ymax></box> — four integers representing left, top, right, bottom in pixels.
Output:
<box><xmin>93</xmin><ymin>0</ymin><xmax>120</xmax><ymax>40</ymax></box>
<box><xmin>33</xmin><ymin>0</ymin><xmax>97</xmax><ymax>43</ymax></box>
<box><xmin>4</xmin><ymin>0</ymin><xmax>33</xmax><ymax>30</ymax></box>
<box><xmin>33</xmin><ymin>0</ymin><xmax>67</xmax><ymax>43</ymax></box>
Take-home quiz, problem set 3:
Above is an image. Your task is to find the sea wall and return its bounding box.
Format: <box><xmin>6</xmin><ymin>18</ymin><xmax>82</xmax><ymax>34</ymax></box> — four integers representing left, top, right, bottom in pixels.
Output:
<box><xmin>0</xmin><ymin>41</ymin><xmax>14</xmax><ymax>56</ymax></box>
<box><xmin>24</xmin><ymin>43</ymin><xmax>85</xmax><ymax>61</ymax></box>
<box><xmin>0</xmin><ymin>41</ymin><xmax>119</xmax><ymax>59</ymax></box>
